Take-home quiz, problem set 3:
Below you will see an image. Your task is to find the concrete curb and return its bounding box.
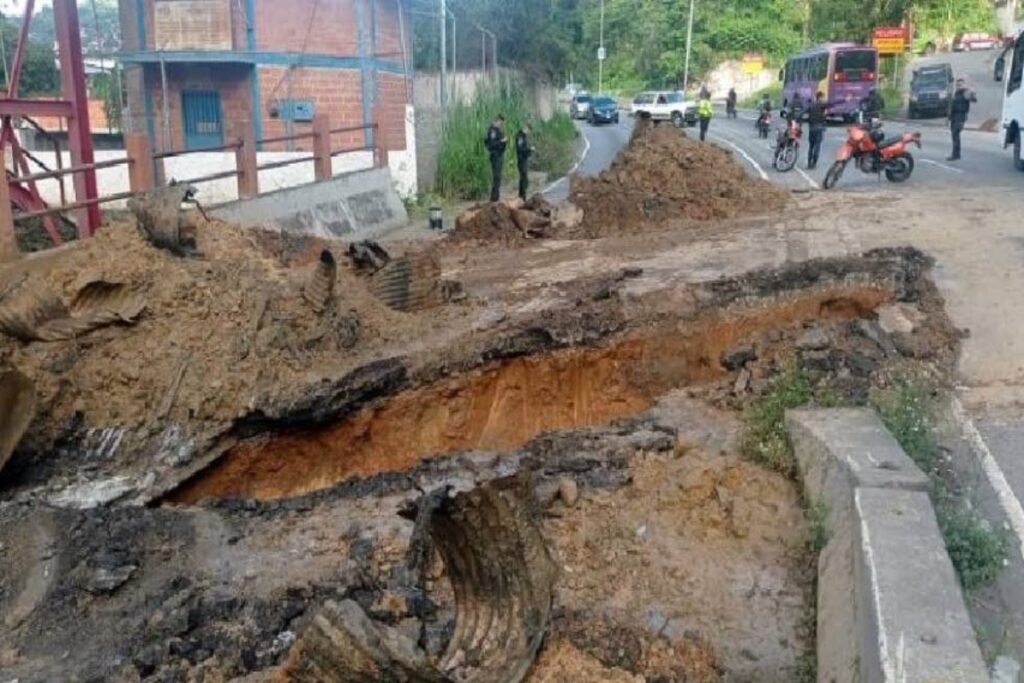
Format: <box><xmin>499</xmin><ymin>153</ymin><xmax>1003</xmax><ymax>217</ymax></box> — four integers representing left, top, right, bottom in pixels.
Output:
<box><xmin>212</xmin><ymin>166</ymin><xmax>409</xmax><ymax>241</ymax></box>
<box><xmin>786</xmin><ymin>408</ymin><xmax>989</xmax><ymax>683</ymax></box>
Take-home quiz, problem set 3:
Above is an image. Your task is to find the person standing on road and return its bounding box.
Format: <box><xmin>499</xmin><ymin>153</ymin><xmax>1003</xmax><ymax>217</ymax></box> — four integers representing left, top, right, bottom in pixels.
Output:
<box><xmin>484</xmin><ymin>114</ymin><xmax>508</xmax><ymax>202</ymax></box>
<box><xmin>515</xmin><ymin>122</ymin><xmax>534</xmax><ymax>201</ymax></box>
<box><xmin>804</xmin><ymin>91</ymin><xmax>833</xmax><ymax>170</ymax></box>
<box><xmin>860</xmin><ymin>88</ymin><xmax>885</xmax><ymax>124</ymax></box>
<box><xmin>726</xmin><ymin>88</ymin><xmax>738</xmax><ymax>118</ymax></box>
<box><xmin>948</xmin><ymin>78</ymin><xmax>977</xmax><ymax>162</ymax></box>
<box><xmin>697</xmin><ymin>92</ymin><xmax>714</xmax><ymax>142</ymax></box>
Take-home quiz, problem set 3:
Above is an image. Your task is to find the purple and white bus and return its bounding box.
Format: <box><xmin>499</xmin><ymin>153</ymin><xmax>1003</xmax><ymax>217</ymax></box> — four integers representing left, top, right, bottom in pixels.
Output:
<box><xmin>781</xmin><ymin>43</ymin><xmax>879</xmax><ymax>119</ymax></box>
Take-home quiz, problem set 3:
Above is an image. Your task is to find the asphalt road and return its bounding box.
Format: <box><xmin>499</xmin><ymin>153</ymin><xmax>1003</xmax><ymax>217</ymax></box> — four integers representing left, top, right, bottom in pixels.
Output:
<box><xmin>543</xmin><ymin>116</ymin><xmax>633</xmax><ymax>203</ymax></box>
<box><xmin>906</xmin><ymin>49</ymin><xmax>1005</xmax><ymax>128</ymax></box>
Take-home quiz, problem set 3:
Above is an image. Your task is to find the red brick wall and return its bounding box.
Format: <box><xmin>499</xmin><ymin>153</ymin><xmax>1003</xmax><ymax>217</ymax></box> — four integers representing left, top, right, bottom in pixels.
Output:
<box><xmin>376</xmin><ymin>72</ymin><xmax>407</xmax><ymax>151</ymax></box>
<box><xmin>257</xmin><ymin>66</ymin><xmax>367</xmax><ymax>152</ymax></box>
<box><xmin>146</xmin><ymin>64</ymin><xmax>253</xmax><ymax>152</ymax></box>
<box><xmin>374</xmin><ymin>0</ymin><xmax>405</xmax><ymax>60</ymax></box>
<box><xmin>254</xmin><ymin>0</ymin><xmax>359</xmax><ymax>56</ymax></box>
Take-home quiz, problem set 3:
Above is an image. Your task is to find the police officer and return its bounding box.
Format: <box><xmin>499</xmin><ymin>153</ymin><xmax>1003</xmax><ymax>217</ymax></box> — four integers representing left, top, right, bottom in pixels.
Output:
<box><xmin>947</xmin><ymin>78</ymin><xmax>977</xmax><ymax>162</ymax></box>
<box><xmin>697</xmin><ymin>92</ymin><xmax>714</xmax><ymax>142</ymax></box>
<box><xmin>484</xmin><ymin>114</ymin><xmax>508</xmax><ymax>202</ymax></box>
<box><xmin>804</xmin><ymin>91</ymin><xmax>833</xmax><ymax>170</ymax></box>
<box><xmin>515</xmin><ymin>122</ymin><xmax>534</xmax><ymax>200</ymax></box>
<box><xmin>726</xmin><ymin>88</ymin><xmax>738</xmax><ymax>118</ymax></box>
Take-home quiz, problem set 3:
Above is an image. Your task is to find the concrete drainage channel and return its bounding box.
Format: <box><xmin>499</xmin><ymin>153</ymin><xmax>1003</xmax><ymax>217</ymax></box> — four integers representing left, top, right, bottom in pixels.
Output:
<box><xmin>0</xmin><ymin>245</ymin><xmax>994</xmax><ymax>681</ymax></box>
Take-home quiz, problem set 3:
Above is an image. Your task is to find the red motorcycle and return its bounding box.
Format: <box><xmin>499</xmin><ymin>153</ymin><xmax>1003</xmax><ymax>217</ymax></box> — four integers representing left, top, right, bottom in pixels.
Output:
<box><xmin>822</xmin><ymin>121</ymin><xmax>922</xmax><ymax>190</ymax></box>
<box><xmin>773</xmin><ymin>114</ymin><xmax>803</xmax><ymax>172</ymax></box>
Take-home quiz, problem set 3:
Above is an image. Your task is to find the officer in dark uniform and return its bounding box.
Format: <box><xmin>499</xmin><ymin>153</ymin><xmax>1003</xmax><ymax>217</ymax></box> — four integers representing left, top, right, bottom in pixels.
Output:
<box><xmin>804</xmin><ymin>91</ymin><xmax>835</xmax><ymax>170</ymax></box>
<box><xmin>484</xmin><ymin>114</ymin><xmax>508</xmax><ymax>202</ymax></box>
<box><xmin>948</xmin><ymin>78</ymin><xmax>977</xmax><ymax>161</ymax></box>
<box><xmin>515</xmin><ymin>122</ymin><xmax>534</xmax><ymax>201</ymax></box>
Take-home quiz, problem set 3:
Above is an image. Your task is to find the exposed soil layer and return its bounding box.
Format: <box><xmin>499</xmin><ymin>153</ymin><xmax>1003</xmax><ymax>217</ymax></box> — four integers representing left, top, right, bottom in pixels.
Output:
<box><xmin>566</xmin><ymin>119</ymin><xmax>789</xmax><ymax>237</ymax></box>
<box><xmin>169</xmin><ymin>283</ymin><xmax>891</xmax><ymax>502</ymax></box>
<box><xmin>449</xmin><ymin>195</ymin><xmax>557</xmax><ymax>245</ymax></box>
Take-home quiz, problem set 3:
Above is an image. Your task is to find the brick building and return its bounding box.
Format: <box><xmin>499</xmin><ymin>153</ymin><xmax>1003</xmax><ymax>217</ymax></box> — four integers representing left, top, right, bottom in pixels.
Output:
<box><xmin>117</xmin><ymin>0</ymin><xmax>411</xmax><ymax>158</ymax></box>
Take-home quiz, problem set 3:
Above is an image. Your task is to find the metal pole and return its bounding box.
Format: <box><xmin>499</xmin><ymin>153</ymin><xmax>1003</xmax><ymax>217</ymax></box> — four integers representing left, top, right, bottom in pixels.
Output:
<box><xmin>481</xmin><ymin>28</ymin><xmax>485</xmax><ymax>74</ymax></box>
<box><xmin>159</xmin><ymin>56</ymin><xmax>170</xmax><ymax>151</ymax></box>
<box><xmin>491</xmin><ymin>33</ymin><xmax>497</xmax><ymax>81</ymax></box>
<box><xmin>439</xmin><ymin>0</ymin><xmax>446</xmax><ymax>107</ymax></box>
<box><xmin>451</xmin><ymin>11</ymin><xmax>456</xmax><ymax>103</ymax></box>
<box><xmin>682</xmin><ymin>0</ymin><xmax>695</xmax><ymax>94</ymax></box>
<box><xmin>598</xmin><ymin>0</ymin><xmax>604</xmax><ymax>93</ymax></box>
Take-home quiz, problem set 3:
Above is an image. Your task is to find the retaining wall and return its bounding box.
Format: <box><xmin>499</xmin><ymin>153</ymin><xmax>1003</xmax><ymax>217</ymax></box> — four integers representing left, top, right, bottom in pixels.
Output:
<box><xmin>210</xmin><ymin>166</ymin><xmax>408</xmax><ymax>240</ymax></box>
<box><xmin>786</xmin><ymin>408</ymin><xmax>988</xmax><ymax>683</ymax></box>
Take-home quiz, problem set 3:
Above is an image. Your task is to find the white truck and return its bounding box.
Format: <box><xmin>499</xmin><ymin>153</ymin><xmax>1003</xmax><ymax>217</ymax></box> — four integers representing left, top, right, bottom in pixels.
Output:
<box><xmin>998</xmin><ymin>24</ymin><xmax>1024</xmax><ymax>170</ymax></box>
<box><xmin>631</xmin><ymin>91</ymin><xmax>698</xmax><ymax>127</ymax></box>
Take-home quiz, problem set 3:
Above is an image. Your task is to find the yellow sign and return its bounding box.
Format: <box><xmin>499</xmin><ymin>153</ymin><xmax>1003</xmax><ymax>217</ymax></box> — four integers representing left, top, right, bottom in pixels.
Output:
<box><xmin>872</xmin><ymin>27</ymin><xmax>909</xmax><ymax>55</ymax></box>
<box><xmin>741</xmin><ymin>54</ymin><xmax>763</xmax><ymax>74</ymax></box>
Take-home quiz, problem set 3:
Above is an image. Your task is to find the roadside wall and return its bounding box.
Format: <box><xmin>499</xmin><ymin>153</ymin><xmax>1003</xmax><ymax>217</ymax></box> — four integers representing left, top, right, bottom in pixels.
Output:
<box><xmin>704</xmin><ymin>60</ymin><xmax>777</xmax><ymax>99</ymax></box>
<box><xmin>210</xmin><ymin>166</ymin><xmax>408</xmax><ymax>239</ymax></box>
<box><xmin>786</xmin><ymin>408</ymin><xmax>989</xmax><ymax>683</ymax></box>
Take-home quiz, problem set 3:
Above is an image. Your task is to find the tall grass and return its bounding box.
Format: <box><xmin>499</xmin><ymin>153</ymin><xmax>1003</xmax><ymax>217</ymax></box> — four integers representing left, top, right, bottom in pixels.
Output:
<box><xmin>436</xmin><ymin>79</ymin><xmax>579</xmax><ymax>200</ymax></box>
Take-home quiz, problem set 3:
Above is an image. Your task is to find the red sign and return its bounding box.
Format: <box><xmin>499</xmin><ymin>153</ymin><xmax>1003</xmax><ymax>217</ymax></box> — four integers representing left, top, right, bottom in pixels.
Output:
<box><xmin>872</xmin><ymin>26</ymin><xmax>910</xmax><ymax>55</ymax></box>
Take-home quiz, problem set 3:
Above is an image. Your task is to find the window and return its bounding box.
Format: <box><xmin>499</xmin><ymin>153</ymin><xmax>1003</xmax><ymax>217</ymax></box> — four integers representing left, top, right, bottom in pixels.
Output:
<box><xmin>1010</xmin><ymin>38</ymin><xmax>1024</xmax><ymax>95</ymax></box>
<box><xmin>811</xmin><ymin>55</ymin><xmax>828</xmax><ymax>81</ymax></box>
<box><xmin>666</xmin><ymin>92</ymin><xmax>683</xmax><ymax>103</ymax></box>
<box><xmin>836</xmin><ymin>50</ymin><xmax>877</xmax><ymax>77</ymax></box>
<box><xmin>656</xmin><ymin>94</ymin><xmax>668</xmax><ymax>104</ymax></box>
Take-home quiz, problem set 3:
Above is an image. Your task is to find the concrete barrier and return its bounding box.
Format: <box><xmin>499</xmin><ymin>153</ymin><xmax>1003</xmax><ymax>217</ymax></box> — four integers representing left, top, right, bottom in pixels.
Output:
<box><xmin>786</xmin><ymin>408</ymin><xmax>988</xmax><ymax>683</ymax></box>
<box><xmin>211</xmin><ymin>166</ymin><xmax>408</xmax><ymax>241</ymax></box>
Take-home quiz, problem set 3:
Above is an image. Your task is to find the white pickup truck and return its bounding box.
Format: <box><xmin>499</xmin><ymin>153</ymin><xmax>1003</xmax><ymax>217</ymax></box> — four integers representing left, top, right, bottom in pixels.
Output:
<box><xmin>631</xmin><ymin>91</ymin><xmax>698</xmax><ymax>127</ymax></box>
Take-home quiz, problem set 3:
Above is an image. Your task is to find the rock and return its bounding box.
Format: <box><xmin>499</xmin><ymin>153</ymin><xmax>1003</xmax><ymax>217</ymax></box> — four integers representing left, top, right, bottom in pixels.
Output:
<box><xmin>796</xmin><ymin>327</ymin><xmax>830</xmax><ymax>351</ymax></box>
<box><xmin>855</xmin><ymin>319</ymin><xmax>898</xmax><ymax>357</ymax></box>
<box><xmin>720</xmin><ymin>345</ymin><xmax>757</xmax><ymax>371</ymax></box>
<box><xmin>558</xmin><ymin>478</ymin><xmax>579</xmax><ymax>507</ymax></box>
<box><xmin>48</xmin><ymin>477</ymin><xmax>136</xmax><ymax>509</ymax></box>
<box><xmin>991</xmin><ymin>656</ymin><xmax>1021</xmax><ymax>683</ymax></box>
<box><xmin>844</xmin><ymin>350</ymin><xmax>879</xmax><ymax>378</ymax></box>
<box><xmin>892</xmin><ymin>331</ymin><xmax>934</xmax><ymax>359</ymax></box>
<box><xmin>800</xmin><ymin>350</ymin><xmax>835</xmax><ymax>374</ymax></box>
<box><xmin>84</xmin><ymin>564</ymin><xmax>137</xmax><ymax>595</ymax></box>
<box><xmin>733</xmin><ymin>368</ymin><xmax>751</xmax><ymax>395</ymax></box>
<box><xmin>877</xmin><ymin>303</ymin><xmax>925</xmax><ymax>335</ymax></box>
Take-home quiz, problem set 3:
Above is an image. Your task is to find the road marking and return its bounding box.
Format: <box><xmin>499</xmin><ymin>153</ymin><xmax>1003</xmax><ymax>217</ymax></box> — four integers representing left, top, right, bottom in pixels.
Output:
<box><xmin>919</xmin><ymin>158</ymin><xmax>965</xmax><ymax>174</ymax></box>
<box><xmin>709</xmin><ymin>134</ymin><xmax>769</xmax><ymax>180</ymax></box>
<box><xmin>543</xmin><ymin>123</ymin><xmax>593</xmax><ymax>193</ymax></box>
<box><xmin>951</xmin><ymin>395</ymin><xmax>1024</xmax><ymax>563</ymax></box>
<box><xmin>794</xmin><ymin>164</ymin><xmax>820</xmax><ymax>189</ymax></box>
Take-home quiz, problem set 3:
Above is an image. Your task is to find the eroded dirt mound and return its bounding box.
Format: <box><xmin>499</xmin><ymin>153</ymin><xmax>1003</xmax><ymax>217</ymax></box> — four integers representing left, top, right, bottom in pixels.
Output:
<box><xmin>566</xmin><ymin>119</ymin><xmax>789</xmax><ymax>237</ymax></box>
<box><xmin>450</xmin><ymin>195</ymin><xmax>556</xmax><ymax>245</ymax></box>
<box><xmin>0</xmin><ymin>219</ymin><xmax>471</xmax><ymax>489</ymax></box>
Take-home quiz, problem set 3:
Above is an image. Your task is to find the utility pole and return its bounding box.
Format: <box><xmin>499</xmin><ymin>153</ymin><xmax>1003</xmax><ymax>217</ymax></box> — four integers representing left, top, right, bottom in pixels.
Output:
<box><xmin>598</xmin><ymin>0</ymin><xmax>605</xmax><ymax>93</ymax></box>
<box><xmin>440</xmin><ymin>0</ymin><xmax>447</xmax><ymax>107</ymax></box>
<box><xmin>682</xmin><ymin>0</ymin><xmax>695</xmax><ymax>94</ymax></box>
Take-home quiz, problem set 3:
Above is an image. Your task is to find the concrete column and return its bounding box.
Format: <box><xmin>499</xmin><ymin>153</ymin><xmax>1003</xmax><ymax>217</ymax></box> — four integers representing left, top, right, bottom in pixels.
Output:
<box><xmin>235</xmin><ymin>129</ymin><xmax>259</xmax><ymax>199</ymax></box>
<box><xmin>372</xmin><ymin>106</ymin><xmax>388</xmax><ymax>168</ymax></box>
<box><xmin>0</xmin><ymin>148</ymin><xmax>16</xmax><ymax>262</ymax></box>
<box><xmin>312</xmin><ymin>113</ymin><xmax>333</xmax><ymax>181</ymax></box>
<box><xmin>125</xmin><ymin>132</ymin><xmax>155</xmax><ymax>193</ymax></box>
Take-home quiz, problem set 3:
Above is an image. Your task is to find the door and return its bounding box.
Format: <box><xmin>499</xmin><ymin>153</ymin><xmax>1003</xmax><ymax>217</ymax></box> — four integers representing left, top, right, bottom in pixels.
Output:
<box><xmin>181</xmin><ymin>90</ymin><xmax>224</xmax><ymax>150</ymax></box>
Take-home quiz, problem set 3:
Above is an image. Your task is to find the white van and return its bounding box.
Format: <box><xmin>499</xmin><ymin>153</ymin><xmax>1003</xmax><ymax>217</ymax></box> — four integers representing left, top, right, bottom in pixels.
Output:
<box><xmin>998</xmin><ymin>25</ymin><xmax>1024</xmax><ymax>170</ymax></box>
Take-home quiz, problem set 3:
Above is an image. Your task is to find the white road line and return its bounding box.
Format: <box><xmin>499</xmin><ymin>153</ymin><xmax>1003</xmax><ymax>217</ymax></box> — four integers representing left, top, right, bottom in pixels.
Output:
<box><xmin>794</xmin><ymin>165</ymin><xmax>820</xmax><ymax>189</ymax></box>
<box><xmin>709</xmin><ymin>133</ymin><xmax>769</xmax><ymax>181</ymax></box>
<box><xmin>543</xmin><ymin>124</ymin><xmax>593</xmax><ymax>193</ymax></box>
<box><xmin>951</xmin><ymin>395</ymin><xmax>1024</xmax><ymax>563</ymax></box>
<box><xmin>919</xmin><ymin>158</ymin><xmax>965</xmax><ymax>174</ymax></box>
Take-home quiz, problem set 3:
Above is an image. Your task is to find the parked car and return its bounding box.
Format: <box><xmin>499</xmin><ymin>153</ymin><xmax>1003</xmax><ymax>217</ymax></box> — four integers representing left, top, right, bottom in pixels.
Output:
<box><xmin>908</xmin><ymin>63</ymin><xmax>953</xmax><ymax>119</ymax></box>
<box><xmin>631</xmin><ymin>91</ymin><xmax>697</xmax><ymax>127</ymax></box>
<box><xmin>570</xmin><ymin>93</ymin><xmax>592</xmax><ymax>119</ymax></box>
<box><xmin>587</xmin><ymin>95</ymin><xmax>620</xmax><ymax>125</ymax></box>
<box><xmin>954</xmin><ymin>32</ymin><xmax>999</xmax><ymax>51</ymax></box>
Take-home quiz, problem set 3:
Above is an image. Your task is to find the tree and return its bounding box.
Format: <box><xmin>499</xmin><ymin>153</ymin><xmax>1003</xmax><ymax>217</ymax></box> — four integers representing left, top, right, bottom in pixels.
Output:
<box><xmin>0</xmin><ymin>15</ymin><xmax>59</xmax><ymax>96</ymax></box>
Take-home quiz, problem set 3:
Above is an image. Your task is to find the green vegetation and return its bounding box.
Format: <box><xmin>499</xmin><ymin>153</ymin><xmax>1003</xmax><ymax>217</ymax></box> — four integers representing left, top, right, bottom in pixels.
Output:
<box><xmin>740</xmin><ymin>83</ymin><xmax>783</xmax><ymax>109</ymax></box>
<box><xmin>415</xmin><ymin>0</ymin><xmax>1002</xmax><ymax>95</ymax></box>
<box><xmin>872</xmin><ymin>377</ymin><xmax>1008</xmax><ymax>591</ymax></box>
<box><xmin>436</xmin><ymin>81</ymin><xmax>578</xmax><ymax>200</ymax></box>
<box><xmin>741</xmin><ymin>363</ymin><xmax>811</xmax><ymax>477</ymax></box>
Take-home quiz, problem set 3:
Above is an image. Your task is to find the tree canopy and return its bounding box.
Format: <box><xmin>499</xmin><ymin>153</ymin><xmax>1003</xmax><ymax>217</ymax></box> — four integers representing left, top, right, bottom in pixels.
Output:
<box><xmin>413</xmin><ymin>0</ymin><xmax>1005</xmax><ymax>89</ymax></box>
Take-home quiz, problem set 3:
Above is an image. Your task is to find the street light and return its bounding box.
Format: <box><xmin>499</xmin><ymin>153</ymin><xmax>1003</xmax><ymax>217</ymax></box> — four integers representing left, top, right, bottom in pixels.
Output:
<box><xmin>682</xmin><ymin>0</ymin><xmax>695</xmax><ymax>94</ymax></box>
<box><xmin>598</xmin><ymin>0</ymin><xmax>605</xmax><ymax>93</ymax></box>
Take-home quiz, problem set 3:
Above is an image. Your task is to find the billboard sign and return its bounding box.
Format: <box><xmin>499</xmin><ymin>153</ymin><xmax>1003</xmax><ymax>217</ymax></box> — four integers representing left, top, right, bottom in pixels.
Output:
<box><xmin>872</xmin><ymin>26</ymin><xmax>910</xmax><ymax>55</ymax></box>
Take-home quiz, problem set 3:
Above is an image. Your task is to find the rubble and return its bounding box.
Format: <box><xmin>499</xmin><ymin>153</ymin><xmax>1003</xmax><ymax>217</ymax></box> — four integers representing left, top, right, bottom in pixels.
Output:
<box><xmin>565</xmin><ymin>118</ymin><xmax>789</xmax><ymax>237</ymax></box>
<box><xmin>0</xmin><ymin>368</ymin><xmax>34</xmax><ymax>479</ymax></box>
<box><xmin>450</xmin><ymin>195</ymin><xmax>557</xmax><ymax>245</ymax></box>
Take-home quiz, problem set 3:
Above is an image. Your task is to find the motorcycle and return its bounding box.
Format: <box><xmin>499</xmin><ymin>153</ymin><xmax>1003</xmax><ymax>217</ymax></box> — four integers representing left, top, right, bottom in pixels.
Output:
<box><xmin>773</xmin><ymin>112</ymin><xmax>802</xmax><ymax>172</ymax></box>
<box><xmin>822</xmin><ymin>120</ymin><xmax>921</xmax><ymax>190</ymax></box>
<box><xmin>756</xmin><ymin>110</ymin><xmax>772</xmax><ymax>139</ymax></box>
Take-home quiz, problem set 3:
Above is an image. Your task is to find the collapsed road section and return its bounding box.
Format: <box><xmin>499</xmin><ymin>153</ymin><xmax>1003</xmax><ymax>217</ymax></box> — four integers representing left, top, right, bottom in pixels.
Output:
<box><xmin>0</xmin><ymin>121</ymin><xmax>971</xmax><ymax>682</ymax></box>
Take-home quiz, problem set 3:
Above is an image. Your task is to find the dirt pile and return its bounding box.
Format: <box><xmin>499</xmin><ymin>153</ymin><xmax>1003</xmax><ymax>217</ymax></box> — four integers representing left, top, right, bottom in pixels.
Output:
<box><xmin>0</xmin><ymin>218</ymin><xmax>471</xmax><ymax>488</ymax></box>
<box><xmin>566</xmin><ymin>119</ymin><xmax>789</xmax><ymax>237</ymax></box>
<box><xmin>450</xmin><ymin>195</ymin><xmax>557</xmax><ymax>245</ymax></box>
